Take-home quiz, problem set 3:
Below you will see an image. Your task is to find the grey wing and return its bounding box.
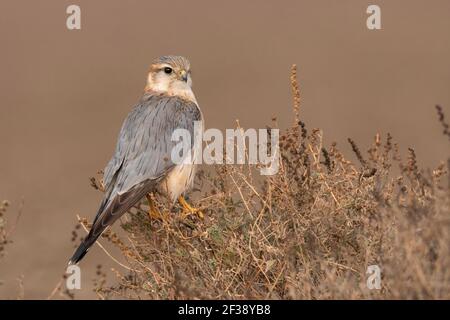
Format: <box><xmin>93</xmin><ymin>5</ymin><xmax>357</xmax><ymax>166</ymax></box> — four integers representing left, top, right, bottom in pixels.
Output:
<box><xmin>117</xmin><ymin>96</ymin><xmax>200</xmax><ymax>184</ymax></box>
<box><xmin>69</xmin><ymin>95</ymin><xmax>201</xmax><ymax>263</ymax></box>
<box><xmin>100</xmin><ymin>94</ymin><xmax>201</xmax><ymax>221</ymax></box>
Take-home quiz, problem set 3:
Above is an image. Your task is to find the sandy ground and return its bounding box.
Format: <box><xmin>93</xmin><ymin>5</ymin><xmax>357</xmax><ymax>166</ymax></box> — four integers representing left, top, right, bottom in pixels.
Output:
<box><xmin>0</xmin><ymin>0</ymin><xmax>449</xmax><ymax>299</ymax></box>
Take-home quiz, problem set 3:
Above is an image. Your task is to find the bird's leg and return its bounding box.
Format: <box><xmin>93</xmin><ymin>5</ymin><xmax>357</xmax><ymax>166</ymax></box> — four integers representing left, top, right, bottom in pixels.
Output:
<box><xmin>146</xmin><ymin>194</ymin><xmax>166</xmax><ymax>221</ymax></box>
<box><xmin>178</xmin><ymin>195</ymin><xmax>204</xmax><ymax>219</ymax></box>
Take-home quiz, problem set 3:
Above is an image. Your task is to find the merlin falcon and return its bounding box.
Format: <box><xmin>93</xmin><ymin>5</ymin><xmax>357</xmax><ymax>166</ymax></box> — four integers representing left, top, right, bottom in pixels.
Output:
<box><xmin>69</xmin><ymin>56</ymin><xmax>203</xmax><ymax>264</ymax></box>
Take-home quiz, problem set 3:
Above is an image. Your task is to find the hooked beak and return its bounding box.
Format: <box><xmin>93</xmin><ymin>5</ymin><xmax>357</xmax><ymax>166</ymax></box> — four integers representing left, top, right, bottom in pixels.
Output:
<box><xmin>180</xmin><ymin>70</ymin><xmax>188</xmax><ymax>82</ymax></box>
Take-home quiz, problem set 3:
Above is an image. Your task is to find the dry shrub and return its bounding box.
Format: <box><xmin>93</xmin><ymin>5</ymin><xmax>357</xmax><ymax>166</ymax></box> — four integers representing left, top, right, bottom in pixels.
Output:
<box><xmin>80</xmin><ymin>67</ymin><xmax>450</xmax><ymax>300</ymax></box>
<box><xmin>0</xmin><ymin>200</ymin><xmax>11</xmax><ymax>261</ymax></box>
<box><xmin>1</xmin><ymin>200</ymin><xmax>16</xmax><ymax>291</ymax></box>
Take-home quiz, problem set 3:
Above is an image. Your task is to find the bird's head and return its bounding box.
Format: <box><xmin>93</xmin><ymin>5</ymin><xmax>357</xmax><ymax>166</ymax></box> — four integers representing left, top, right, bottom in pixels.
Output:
<box><xmin>145</xmin><ymin>55</ymin><xmax>195</xmax><ymax>102</ymax></box>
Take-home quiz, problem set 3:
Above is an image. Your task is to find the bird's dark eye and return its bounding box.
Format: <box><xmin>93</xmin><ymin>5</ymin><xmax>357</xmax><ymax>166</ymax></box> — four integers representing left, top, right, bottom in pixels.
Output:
<box><xmin>164</xmin><ymin>67</ymin><xmax>173</xmax><ymax>74</ymax></box>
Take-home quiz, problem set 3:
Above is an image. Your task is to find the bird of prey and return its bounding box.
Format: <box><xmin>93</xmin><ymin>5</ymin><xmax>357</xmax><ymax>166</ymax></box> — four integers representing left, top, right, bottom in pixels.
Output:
<box><xmin>69</xmin><ymin>55</ymin><xmax>203</xmax><ymax>264</ymax></box>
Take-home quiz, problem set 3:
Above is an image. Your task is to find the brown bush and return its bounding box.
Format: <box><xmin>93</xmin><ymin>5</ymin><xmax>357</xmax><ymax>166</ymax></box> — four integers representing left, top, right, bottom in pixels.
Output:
<box><xmin>0</xmin><ymin>200</ymin><xmax>11</xmax><ymax>261</ymax></box>
<box><xmin>77</xmin><ymin>66</ymin><xmax>450</xmax><ymax>300</ymax></box>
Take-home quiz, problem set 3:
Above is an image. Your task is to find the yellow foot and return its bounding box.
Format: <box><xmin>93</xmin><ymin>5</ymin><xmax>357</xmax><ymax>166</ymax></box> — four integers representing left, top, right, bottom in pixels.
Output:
<box><xmin>146</xmin><ymin>194</ymin><xmax>167</xmax><ymax>221</ymax></box>
<box><xmin>178</xmin><ymin>196</ymin><xmax>204</xmax><ymax>220</ymax></box>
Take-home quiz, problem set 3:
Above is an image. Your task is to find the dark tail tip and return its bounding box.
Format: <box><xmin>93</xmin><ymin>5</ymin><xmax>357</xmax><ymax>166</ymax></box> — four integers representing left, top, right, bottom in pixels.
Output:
<box><xmin>68</xmin><ymin>241</ymin><xmax>90</xmax><ymax>265</ymax></box>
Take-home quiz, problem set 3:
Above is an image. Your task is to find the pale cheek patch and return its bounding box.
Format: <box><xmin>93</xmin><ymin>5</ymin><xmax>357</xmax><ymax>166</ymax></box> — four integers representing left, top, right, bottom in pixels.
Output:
<box><xmin>146</xmin><ymin>73</ymin><xmax>171</xmax><ymax>92</ymax></box>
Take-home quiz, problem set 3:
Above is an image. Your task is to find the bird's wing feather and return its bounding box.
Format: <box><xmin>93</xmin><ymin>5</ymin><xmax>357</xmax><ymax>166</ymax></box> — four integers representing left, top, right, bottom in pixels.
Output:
<box><xmin>70</xmin><ymin>94</ymin><xmax>201</xmax><ymax>263</ymax></box>
<box><xmin>104</xmin><ymin>94</ymin><xmax>201</xmax><ymax>190</ymax></box>
<box><xmin>100</xmin><ymin>94</ymin><xmax>201</xmax><ymax>218</ymax></box>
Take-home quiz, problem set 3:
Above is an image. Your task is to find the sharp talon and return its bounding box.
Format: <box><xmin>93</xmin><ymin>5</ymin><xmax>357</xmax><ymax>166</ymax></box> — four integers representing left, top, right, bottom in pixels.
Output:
<box><xmin>178</xmin><ymin>196</ymin><xmax>204</xmax><ymax>220</ymax></box>
<box><xmin>146</xmin><ymin>194</ymin><xmax>166</xmax><ymax>221</ymax></box>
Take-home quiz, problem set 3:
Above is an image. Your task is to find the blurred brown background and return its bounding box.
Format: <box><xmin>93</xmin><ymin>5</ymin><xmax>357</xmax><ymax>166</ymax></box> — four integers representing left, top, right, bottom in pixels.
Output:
<box><xmin>0</xmin><ymin>0</ymin><xmax>449</xmax><ymax>299</ymax></box>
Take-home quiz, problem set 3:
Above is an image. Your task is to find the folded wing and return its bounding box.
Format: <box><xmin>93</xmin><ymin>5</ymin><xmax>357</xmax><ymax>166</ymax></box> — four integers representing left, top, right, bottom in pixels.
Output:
<box><xmin>69</xmin><ymin>94</ymin><xmax>201</xmax><ymax>264</ymax></box>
